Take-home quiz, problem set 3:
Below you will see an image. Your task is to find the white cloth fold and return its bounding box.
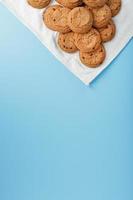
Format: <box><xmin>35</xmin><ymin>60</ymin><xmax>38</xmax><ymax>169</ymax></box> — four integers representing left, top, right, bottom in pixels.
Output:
<box><xmin>1</xmin><ymin>0</ymin><xmax>133</xmax><ymax>85</ymax></box>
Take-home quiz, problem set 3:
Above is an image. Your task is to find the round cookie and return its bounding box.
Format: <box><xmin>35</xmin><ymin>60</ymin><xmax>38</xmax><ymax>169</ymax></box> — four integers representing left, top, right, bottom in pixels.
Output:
<box><xmin>68</xmin><ymin>7</ymin><xmax>93</xmax><ymax>33</ymax></box>
<box><xmin>74</xmin><ymin>28</ymin><xmax>101</xmax><ymax>52</ymax></box>
<box><xmin>56</xmin><ymin>0</ymin><xmax>83</xmax><ymax>9</ymax></box>
<box><xmin>58</xmin><ymin>32</ymin><xmax>78</xmax><ymax>53</ymax></box>
<box><xmin>43</xmin><ymin>5</ymin><xmax>71</xmax><ymax>33</ymax></box>
<box><xmin>98</xmin><ymin>19</ymin><xmax>116</xmax><ymax>42</ymax></box>
<box><xmin>107</xmin><ymin>0</ymin><xmax>121</xmax><ymax>17</ymax></box>
<box><xmin>27</xmin><ymin>0</ymin><xmax>51</xmax><ymax>9</ymax></box>
<box><xmin>80</xmin><ymin>45</ymin><xmax>106</xmax><ymax>67</ymax></box>
<box><xmin>83</xmin><ymin>0</ymin><xmax>107</xmax><ymax>8</ymax></box>
<box><xmin>90</xmin><ymin>4</ymin><xmax>112</xmax><ymax>28</ymax></box>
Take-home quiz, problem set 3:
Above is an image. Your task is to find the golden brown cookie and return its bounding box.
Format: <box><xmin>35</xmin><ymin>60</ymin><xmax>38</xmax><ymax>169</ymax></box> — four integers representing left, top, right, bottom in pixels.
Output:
<box><xmin>107</xmin><ymin>0</ymin><xmax>121</xmax><ymax>17</ymax></box>
<box><xmin>90</xmin><ymin>4</ymin><xmax>112</xmax><ymax>28</ymax></box>
<box><xmin>27</xmin><ymin>0</ymin><xmax>51</xmax><ymax>9</ymax></box>
<box><xmin>74</xmin><ymin>28</ymin><xmax>101</xmax><ymax>52</ymax></box>
<box><xmin>98</xmin><ymin>19</ymin><xmax>116</xmax><ymax>42</ymax></box>
<box><xmin>56</xmin><ymin>0</ymin><xmax>83</xmax><ymax>9</ymax></box>
<box><xmin>58</xmin><ymin>32</ymin><xmax>78</xmax><ymax>53</ymax></box>
<box><xmin>68</xmin><ymin>7</ymin><xmax>93</xmax><ymax>33</ymax></box>
<box><xmin>83</xmin><ymin>0</ymin><xmax>107</xmax><ymax>8</ymax></box>
<box><xmin>43</xmin><ymin>5</ymin><xmax>71</xmax><ymax>33</ymax></box>
<box><xmin>80</xmin><ymin>44</ymin><xmax>106</xmax><ymax>67</ymax></box>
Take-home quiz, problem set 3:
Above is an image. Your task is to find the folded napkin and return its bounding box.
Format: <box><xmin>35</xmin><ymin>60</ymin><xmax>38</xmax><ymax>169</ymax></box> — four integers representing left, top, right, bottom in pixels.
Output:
<box><xmin>1</xmin><ymin>0</ymin><xmax>133</xmax><ymax>85</ymax></box>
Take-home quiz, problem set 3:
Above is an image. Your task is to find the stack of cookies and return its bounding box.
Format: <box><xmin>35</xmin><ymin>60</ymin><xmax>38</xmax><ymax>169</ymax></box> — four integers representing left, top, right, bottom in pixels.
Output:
<box><xmin>27</xmin><ymin>0</ymin><xmax>122</xmax><ymax>68</ymax></box>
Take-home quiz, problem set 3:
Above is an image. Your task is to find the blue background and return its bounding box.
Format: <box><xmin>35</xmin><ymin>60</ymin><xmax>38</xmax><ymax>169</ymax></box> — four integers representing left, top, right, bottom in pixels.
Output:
<box><xmin>0</xmin><ymin>4</ymin><xmax>133</xmax><ymax>200</ymax></box>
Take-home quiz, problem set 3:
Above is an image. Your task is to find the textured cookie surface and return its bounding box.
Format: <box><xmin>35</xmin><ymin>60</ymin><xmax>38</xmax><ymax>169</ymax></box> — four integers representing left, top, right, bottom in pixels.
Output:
<box><xmin>27</xmin><ymin>0</ymin><xmax>51</xmax><ymax>8</ymax></box>
<box><xmin>90</xmin><ymin>4</ymin><xmax>112</xmax><ymax>28</ymax></box>
<box><xmin>43</xmin><ymin>5</ymin><xmax>71</xmax><ymax>33</ymax></box>
<box><xmin>107</xmin><ymin>0</ymin><xmax>121</xmax><ymax>16</ymax></box>
<box><xmin>56</xmin><ymin>0</ymin><xmax>83</xmax><ymax>9</ymax></box>
<box><xmin>74</xmin><ymin>28</ymin><xmax>101</xmax><ymax>52</ymax></box>
<box><xmin>58</xmin><ymin>32</ymin><xmax>78</xmax><ymax>53</ymax></box>
<box><xmin>80</xmin><ymin>45</ymin><xmax>106</xmax><ymax>67</ymax></box>
<box><xmin>83</xmin><ymin>0</ymin><xmax>107</xmax><ymax>8</ymax></box>
<box><xmin>68</xmin><ymin>7</ymin><xmax>93</xmax><ymax>33</ymax></box>
<box><xmin>98</xmin><ymin>19</ymin><xmax>116</xmax><ymax>42</ymax></box>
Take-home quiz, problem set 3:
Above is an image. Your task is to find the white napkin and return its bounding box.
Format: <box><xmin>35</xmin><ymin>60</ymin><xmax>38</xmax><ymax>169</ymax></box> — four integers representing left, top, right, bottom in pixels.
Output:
<box><xmin>1</xmin><ymin>0</ymin><xmax>133</xmax><ymax>85</ymax></box>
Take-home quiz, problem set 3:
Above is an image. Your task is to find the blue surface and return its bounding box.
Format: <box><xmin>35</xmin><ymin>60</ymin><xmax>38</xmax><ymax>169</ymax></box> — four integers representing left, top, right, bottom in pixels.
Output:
<box><xmin>0</xmin><ymin>4</ymin><xmax>133</xmax><ymax>200</ymax></box>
